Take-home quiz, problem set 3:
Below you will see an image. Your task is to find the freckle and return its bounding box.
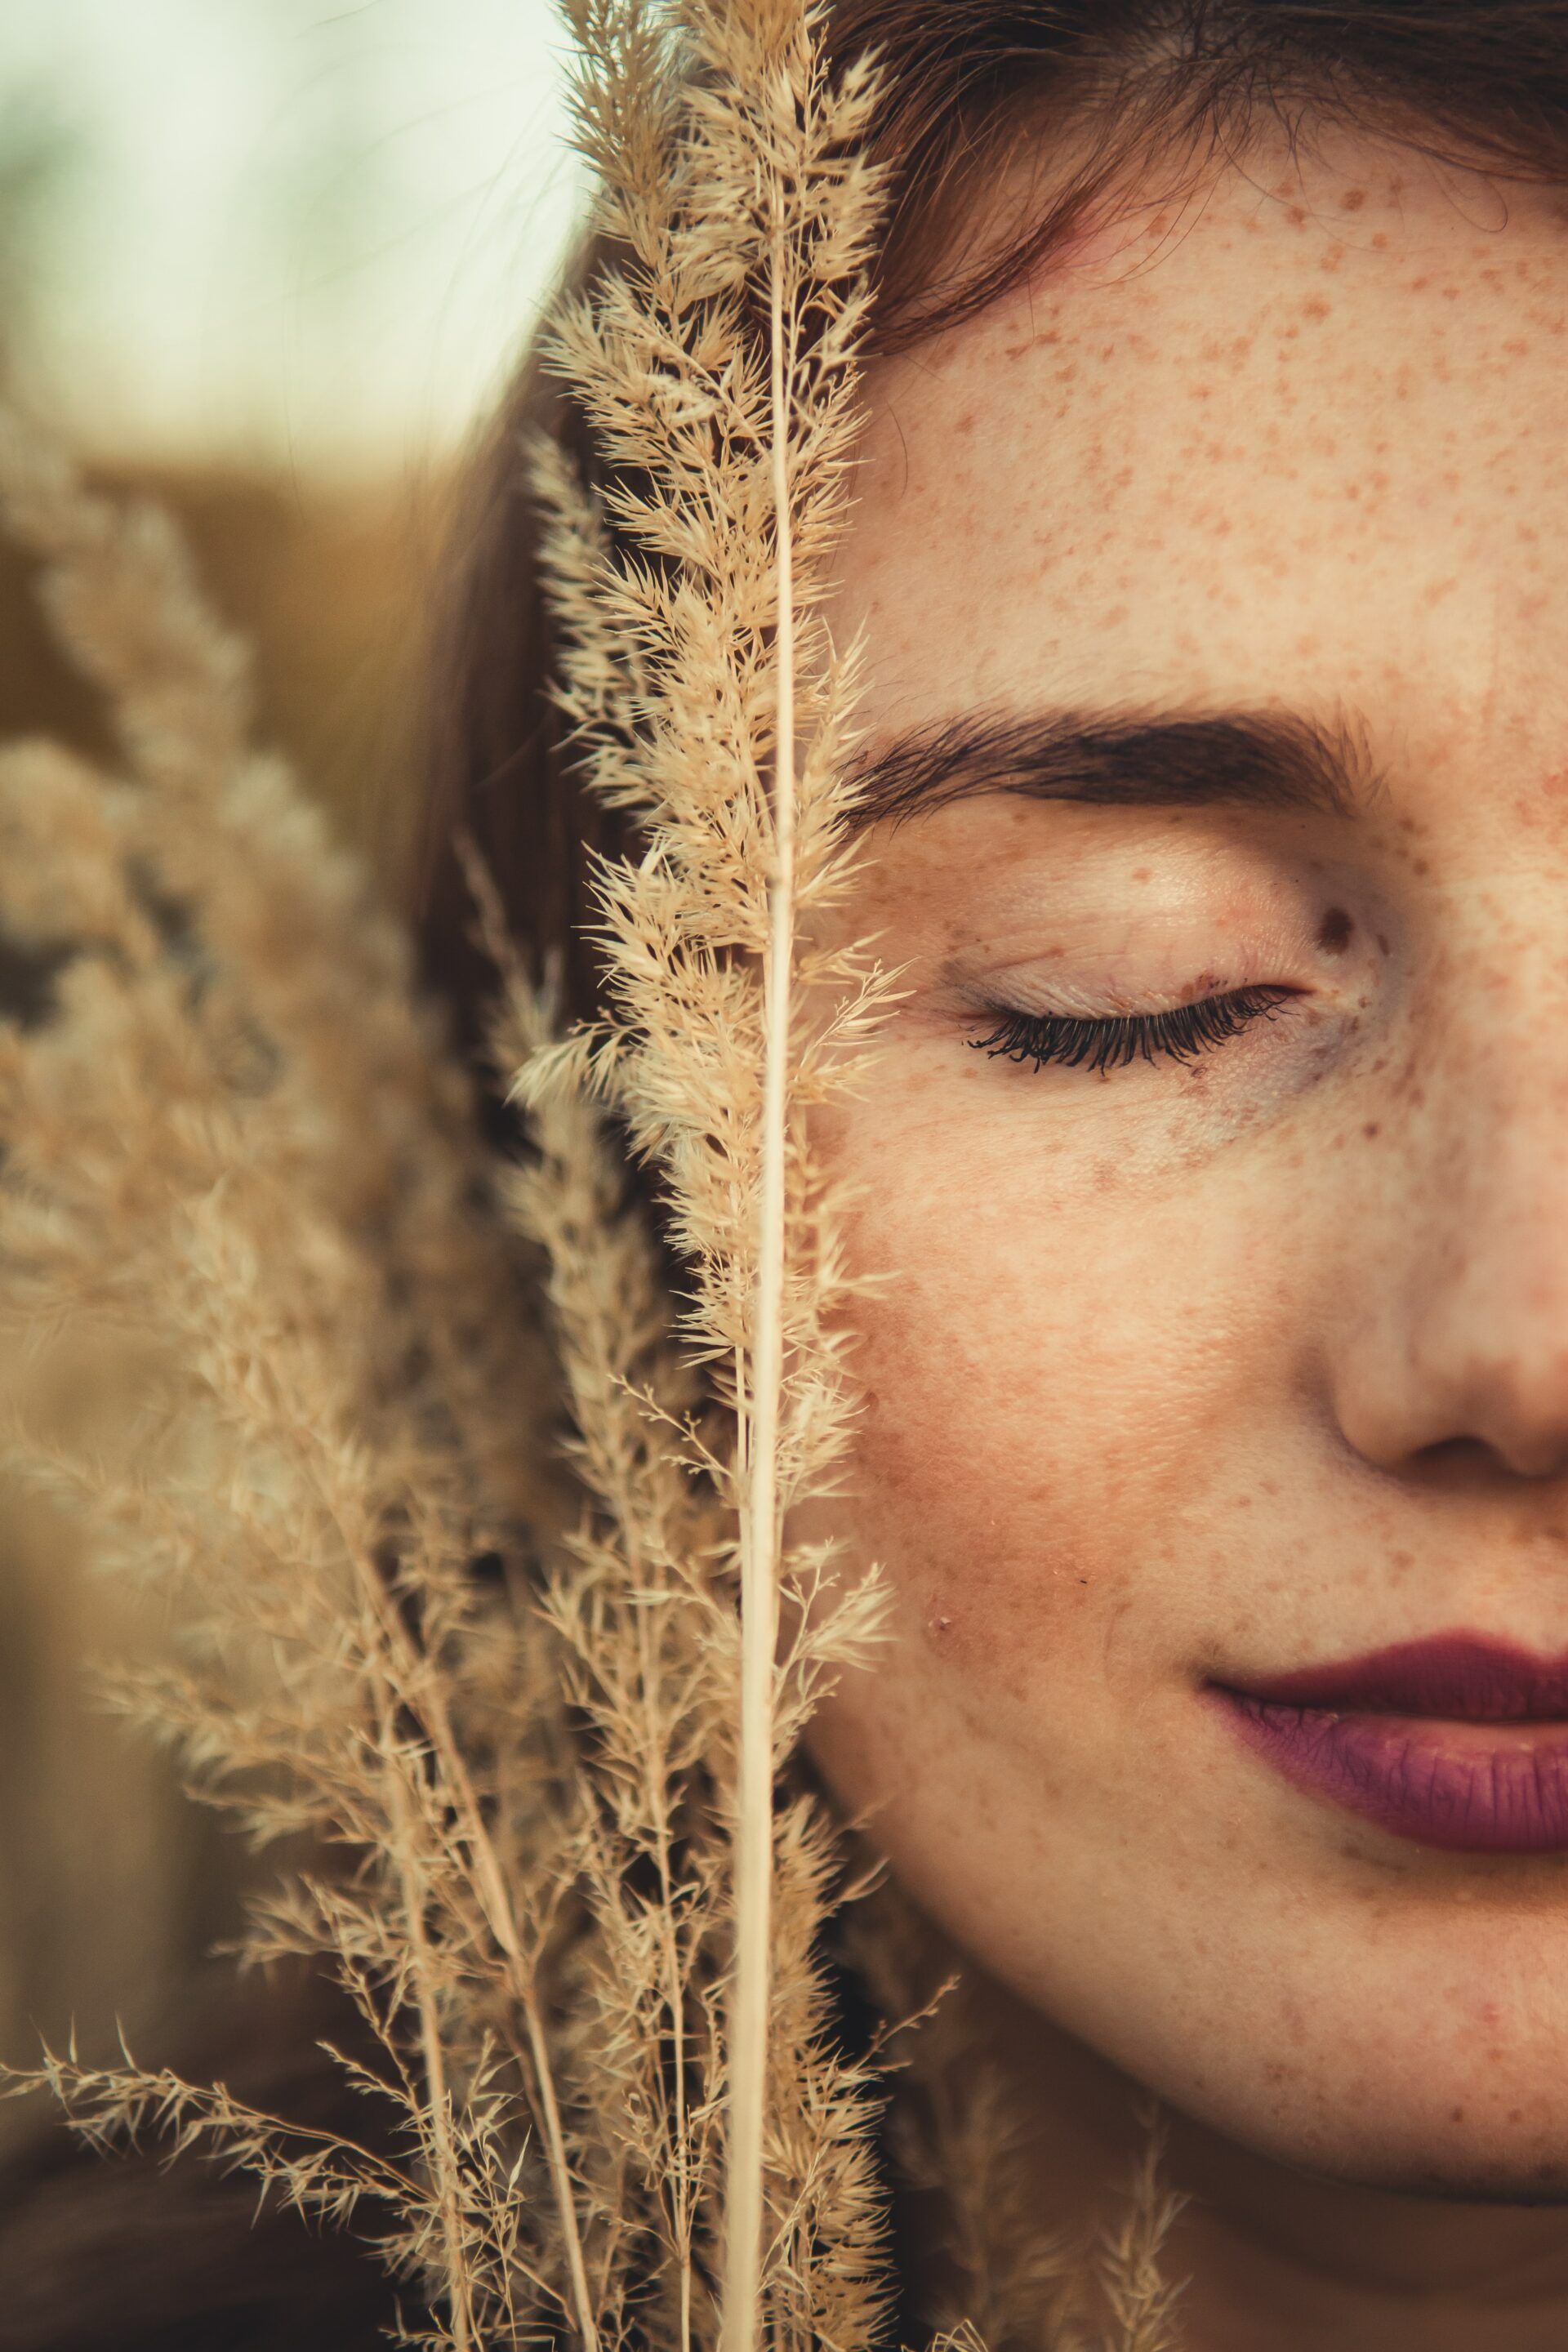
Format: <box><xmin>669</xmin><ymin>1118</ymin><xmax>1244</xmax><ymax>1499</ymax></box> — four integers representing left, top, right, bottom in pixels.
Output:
<box><xmin>1302</xmin><ymin>296</ymin><xmax>1331</xmax><ymax>322</ymax></box>
<box><xmin>1363</xmin><ymin>1122</ymin><xmax>1380</xmax><ymax>1140</ymax></box>
<box><xmin>953</xmin><ymin>410</ymin><xmax>976</xmax><ymax>436</ymax></box>
<box><xmin>1339</xmin><ymin>186</ymin><xmax>1366</xmax><ymax>212</ymax></box>
<box><xmin>1316</xmin><ymin>905</ymin><xmax>1354</xmax><ymax>954</ymax></box>
<box><xmin>1286</xmin><ymin>203</ymin><xmax>1307</xmax><ymax>226</ymax></box>
<box><xmin>1450</xmin><ymin>2107</ymin><xmax>1466</xmax><ymax>2124</ymax></box>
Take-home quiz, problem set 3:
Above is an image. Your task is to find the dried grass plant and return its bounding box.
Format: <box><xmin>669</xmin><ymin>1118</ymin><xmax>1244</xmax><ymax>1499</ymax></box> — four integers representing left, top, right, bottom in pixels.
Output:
<box><xmin>0</xmin><ymin>2</ymin><xmax>1189</xmax><ymax>2345</ymax></box>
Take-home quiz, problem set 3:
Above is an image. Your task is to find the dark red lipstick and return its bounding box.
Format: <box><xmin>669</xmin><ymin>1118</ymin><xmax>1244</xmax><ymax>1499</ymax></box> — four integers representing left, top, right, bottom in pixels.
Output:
<box><xmin>1207</xmin><ymin>1633</ymin><xmax>1568</xmax><ymax>1852</ymax></box>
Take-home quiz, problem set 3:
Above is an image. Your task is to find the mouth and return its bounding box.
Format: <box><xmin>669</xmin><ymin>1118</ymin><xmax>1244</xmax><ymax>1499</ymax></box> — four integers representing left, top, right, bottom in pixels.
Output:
<box><xmin>1205</xmin><ymin>1632</ymin><xmax>1568</xmax><ymax>1853</ymax></box>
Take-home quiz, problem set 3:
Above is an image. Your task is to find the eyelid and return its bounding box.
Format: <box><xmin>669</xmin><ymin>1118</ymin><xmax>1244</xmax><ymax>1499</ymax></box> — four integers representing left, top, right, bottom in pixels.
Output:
<box><xmin>944</xmin><ymin>907</ymin><xmax>1316</xmax><ymax>1018</ymax></box>
<box><xmin>969</xmin><ymin>968</ymin><xmax>1236</xmax><ymax>1022</ymax></box>
<box><xmin>926</xmin><ymin>855</ymin><xmax>1361</xmax><ymax>1048</ymax></box>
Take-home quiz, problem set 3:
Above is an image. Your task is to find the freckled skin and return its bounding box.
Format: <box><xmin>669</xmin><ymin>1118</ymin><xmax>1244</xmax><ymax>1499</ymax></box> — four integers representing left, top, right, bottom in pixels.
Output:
<box><xmin>803</xmin><ymin>127</ymin><xmax>1568</xmax><ymax>2347</ymax></box>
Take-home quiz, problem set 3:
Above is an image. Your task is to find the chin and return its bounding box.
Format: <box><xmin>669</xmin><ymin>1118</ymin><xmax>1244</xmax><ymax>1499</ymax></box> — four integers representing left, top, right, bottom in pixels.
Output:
<box><xmin>1291</xmin><ymin>2142</ymin><xmax>1568</xmax><ymax>2207</ymax></box>
<box><xmin>1205</xmin><ymin>2073</ymin><xmax>1568</xmax><ymax>2208</ymax></box>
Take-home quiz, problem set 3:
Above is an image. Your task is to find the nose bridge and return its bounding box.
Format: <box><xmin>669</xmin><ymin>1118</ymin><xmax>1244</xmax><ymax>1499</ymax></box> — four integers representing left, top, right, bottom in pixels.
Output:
<box><xmin>1415</xmin><ymin>1165</ymin><xmax>1568</xmax><ymax>1471</ymax></box>
<box><xmin>1437</xmin><ymin>1038</ymin><xmax>1568</xmax><ymax>1324</ymax></box>
<box><xmin>1333</xmin><ymin>936</ymin><xmax>1568</xmax><ymax>1475</ymax></box>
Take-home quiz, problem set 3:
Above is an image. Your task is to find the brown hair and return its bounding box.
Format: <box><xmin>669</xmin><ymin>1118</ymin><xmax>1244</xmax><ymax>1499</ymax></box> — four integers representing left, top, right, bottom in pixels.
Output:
<box><xmin>415</xmin><ymin>0</ymin><xmax>1568</xmax><ymax>1068</ymax></box>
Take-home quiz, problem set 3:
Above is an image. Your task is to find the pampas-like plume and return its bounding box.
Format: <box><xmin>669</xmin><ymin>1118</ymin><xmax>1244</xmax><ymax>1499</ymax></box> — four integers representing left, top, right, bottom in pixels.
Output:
<box><xmin>525</xmin><ymin>3</ymin><xmax>898</xmax><ymax>2345</ymax></box>
<box><xmin>1091</xmin><ymin>2105</ymin><xmax>1191</xmax><ymax>2352</ymax></box>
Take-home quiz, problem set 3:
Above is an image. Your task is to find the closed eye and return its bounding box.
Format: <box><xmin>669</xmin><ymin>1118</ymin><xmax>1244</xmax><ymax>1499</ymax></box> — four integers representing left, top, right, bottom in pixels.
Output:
<box><xmin>970</xmin><ymin>985</ymin><xmax>1294</xmax><ymax>1075</ymax></box>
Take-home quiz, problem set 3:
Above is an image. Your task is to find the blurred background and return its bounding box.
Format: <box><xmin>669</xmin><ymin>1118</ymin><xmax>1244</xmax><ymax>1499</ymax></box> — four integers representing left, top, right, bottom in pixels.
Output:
<box><xmin>0</xmin><ymin>0</ymin><xmax>581</xmax><ymax>2118</ymax></box>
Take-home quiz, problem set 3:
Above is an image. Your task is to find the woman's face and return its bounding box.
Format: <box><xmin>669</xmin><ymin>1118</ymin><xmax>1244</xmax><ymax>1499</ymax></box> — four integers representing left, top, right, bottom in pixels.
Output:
<box><xmin>806</xmin><ymin>127</ymin><xmax>1568</xmax><ymax>2195</ymax></box>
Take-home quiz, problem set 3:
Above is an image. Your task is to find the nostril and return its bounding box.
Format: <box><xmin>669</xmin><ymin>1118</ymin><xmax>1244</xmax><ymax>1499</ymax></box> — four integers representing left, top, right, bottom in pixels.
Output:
<box><xmin>1411</xmin><ymin>1433</ymin><xmax>1493</xmax><ymax>1474</ymax></box>
<box><xmin>1406</xmin><ymin>1432</ymin><xmax>1522</xmax><ymax>1489</ymax></box>
<box><xmin>1414</xmin><ymin>1426</ymin><xmax>1568</xmax><ymax>1486</ymax></box>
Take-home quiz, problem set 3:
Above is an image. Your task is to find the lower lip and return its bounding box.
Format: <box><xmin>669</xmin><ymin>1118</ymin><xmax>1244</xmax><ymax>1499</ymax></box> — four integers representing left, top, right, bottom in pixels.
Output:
<box><xmin>1209</xmin><ymin>1689</ymin><xmax>1568</xmax><ymax>1852</ymax></box>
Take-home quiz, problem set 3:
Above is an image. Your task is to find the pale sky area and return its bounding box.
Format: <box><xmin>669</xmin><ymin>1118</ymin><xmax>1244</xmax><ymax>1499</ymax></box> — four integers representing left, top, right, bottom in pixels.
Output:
<box><xmin>0</xmin><ymin>0</ymin><xmax>586</xmax><ymax>477</ymax></box>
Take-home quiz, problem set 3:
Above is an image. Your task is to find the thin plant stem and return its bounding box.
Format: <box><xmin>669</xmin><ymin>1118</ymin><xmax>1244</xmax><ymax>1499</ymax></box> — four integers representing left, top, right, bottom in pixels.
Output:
<box><xmin>636</xmin><ymin>1600</ymin><xmax>694</xmax><ymax>2352</ymax></box>
<box><xmin>385</xmin><ymin>1734</ymin><xmax>476</xmax><ymax>2352</ymax></box>
<box><xmin>720</xmin><ymin>214</ymin><xmax>797</xmax><ymax>2352</ymax></box>
<box><xmin>394</xmin><ymin>1637</ymin><xmax>598</xmax><ymax>2352</ymax></box>
<box><xmin>518</xmin><ymin>1986</ymin><xmax>599</xmax><ymax>2350</ymax></box>
<box><xmin>300</xmin><ymin>1434</ymin><xmax>599</xmax><ymax>2352</ymax></box>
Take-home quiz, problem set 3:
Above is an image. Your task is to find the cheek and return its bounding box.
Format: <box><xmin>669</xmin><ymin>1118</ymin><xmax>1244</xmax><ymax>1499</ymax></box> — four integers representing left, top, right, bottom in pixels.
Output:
<box><xmin>831</xmin><ymin>1156</ymin><xmax>1247</xmax><ymax>1724</ymax></box>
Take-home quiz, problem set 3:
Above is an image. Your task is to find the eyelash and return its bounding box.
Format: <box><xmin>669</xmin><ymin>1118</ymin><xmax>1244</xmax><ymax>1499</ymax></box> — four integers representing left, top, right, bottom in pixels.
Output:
<box><xmin>969</xmin><ymin>985</ymin><xmax>1294</xmax><ymax>1075</ymax></box>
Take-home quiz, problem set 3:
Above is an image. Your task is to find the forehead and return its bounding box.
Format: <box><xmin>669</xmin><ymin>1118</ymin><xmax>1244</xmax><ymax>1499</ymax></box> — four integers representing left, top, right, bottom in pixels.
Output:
<box><xmin>836</xmin><ymin>131</ymin><xmax>1568</xmax><ymax>766</ymax></box>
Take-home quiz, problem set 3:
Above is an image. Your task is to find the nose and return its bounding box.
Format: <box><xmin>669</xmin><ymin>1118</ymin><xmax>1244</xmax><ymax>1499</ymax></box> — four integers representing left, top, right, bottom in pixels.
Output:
<box><xmin>1329</xmin><ymin>1032</ymin><xmax>1568</xmax><ymax>1484</ymax></box>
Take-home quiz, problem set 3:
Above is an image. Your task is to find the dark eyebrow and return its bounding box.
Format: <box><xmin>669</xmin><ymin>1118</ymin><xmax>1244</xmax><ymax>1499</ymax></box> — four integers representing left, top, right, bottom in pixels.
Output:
<box><xmin>845</xmin><ymin>706</ymin><xmax>1373</xmax><ymax>831</ymax></box>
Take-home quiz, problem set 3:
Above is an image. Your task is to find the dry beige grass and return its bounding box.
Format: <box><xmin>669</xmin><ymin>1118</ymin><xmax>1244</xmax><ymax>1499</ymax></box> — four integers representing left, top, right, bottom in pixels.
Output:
<box><xmin>0</xmin><ymin>2</ymin><xmax>1192</xmax><ymax>2344</ymax></box>
<box><xmin>0</xmin><ymin>464</ymin><xmax>439</xmax><ymax>2140</ymax></box>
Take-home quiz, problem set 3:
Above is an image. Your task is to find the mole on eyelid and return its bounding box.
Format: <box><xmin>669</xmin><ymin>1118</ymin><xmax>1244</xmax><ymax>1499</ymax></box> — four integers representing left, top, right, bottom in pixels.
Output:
<box><xmin>1316</xmin><ymin>905</ymin><xmax>1354</xmax><ymax>955</ymax></box>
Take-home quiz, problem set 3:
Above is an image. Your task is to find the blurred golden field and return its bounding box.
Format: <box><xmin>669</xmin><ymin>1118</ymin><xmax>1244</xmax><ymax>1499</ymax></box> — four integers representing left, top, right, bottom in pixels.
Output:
<box><xmin>0</xmin><ymin>452</ymin><xmax>452</xmax><ymax>2114</ymax></box>
<box><xmin>0</xmin><ymin>460</ymin><xmax>441</xmax><ymax>895</ymax></box>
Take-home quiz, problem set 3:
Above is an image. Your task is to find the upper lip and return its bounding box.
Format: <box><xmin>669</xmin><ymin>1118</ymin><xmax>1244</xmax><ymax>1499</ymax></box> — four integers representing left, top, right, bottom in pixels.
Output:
<box><xmin>1214</xmin><ymin>1631</ymin><xmax>1568</xmax><ymax>1721</ymax></box>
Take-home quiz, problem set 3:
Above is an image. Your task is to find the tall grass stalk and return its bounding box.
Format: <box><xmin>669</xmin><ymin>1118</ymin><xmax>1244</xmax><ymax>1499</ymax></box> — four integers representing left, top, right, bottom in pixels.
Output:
<box><xmin>723</xmin><ymin>152</ymin><xmax>807</xmax><ymax>2352</ymax></box>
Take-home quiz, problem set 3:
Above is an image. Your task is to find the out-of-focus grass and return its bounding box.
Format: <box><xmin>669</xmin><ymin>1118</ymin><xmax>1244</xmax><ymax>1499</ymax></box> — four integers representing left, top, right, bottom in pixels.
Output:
<box><xmin>0</xmin><ymin>458</ymin><xmax>443</xmax><ymax>897</ymax></box>
<box><xmin>0</xmin><ymin>458</ymin><xmax>448</xmax><ymax>2101</ymax></box>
